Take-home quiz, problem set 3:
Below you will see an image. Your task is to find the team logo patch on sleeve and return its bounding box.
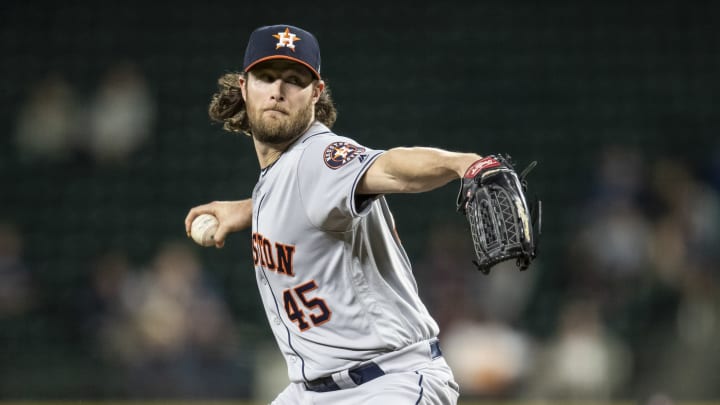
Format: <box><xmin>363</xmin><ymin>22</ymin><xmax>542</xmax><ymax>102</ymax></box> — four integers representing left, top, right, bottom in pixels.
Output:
<box><xmin>323</xmin><ymin>142</ymin><xmax>366</xmax><ymax>169</ymax></box>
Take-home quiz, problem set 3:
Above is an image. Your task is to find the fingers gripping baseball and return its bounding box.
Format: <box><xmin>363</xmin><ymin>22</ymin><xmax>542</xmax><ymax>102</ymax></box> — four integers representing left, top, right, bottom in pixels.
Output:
<box><xmin>213</xmin><ymin>222</ymin><xmax>233</xmax><ymax>248</ymax></box>
<box><xmin>185</xmin><ymin>199</ymin><xmax>253</xmax><ymax>248</ymax></box>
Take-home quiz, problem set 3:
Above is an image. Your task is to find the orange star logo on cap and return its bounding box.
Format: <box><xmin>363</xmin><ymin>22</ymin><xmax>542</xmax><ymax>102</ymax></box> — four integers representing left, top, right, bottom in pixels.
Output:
<box><xmin>273</xmin><ymin>27</ymin><xmax>301</xmax><ymax>52</ymax></box>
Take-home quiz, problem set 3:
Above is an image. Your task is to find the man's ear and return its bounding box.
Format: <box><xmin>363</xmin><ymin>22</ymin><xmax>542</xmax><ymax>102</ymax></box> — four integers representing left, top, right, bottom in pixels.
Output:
<box><xmin>312</xmin><ymin>80</ymin><xmax>325</xmax><ymax>103</ymax></box>
<box><xmin>238</xmin><ymin>74</ymin><xmax>248</xmax><ymax>101</ymax></box>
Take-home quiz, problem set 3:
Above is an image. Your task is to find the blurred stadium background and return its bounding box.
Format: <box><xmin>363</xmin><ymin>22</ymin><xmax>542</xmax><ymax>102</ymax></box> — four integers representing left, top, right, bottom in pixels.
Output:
<box><xmin>1</xmin><ymin>1</ymin><xmax>719</xmax><ymax>403</ymax></box>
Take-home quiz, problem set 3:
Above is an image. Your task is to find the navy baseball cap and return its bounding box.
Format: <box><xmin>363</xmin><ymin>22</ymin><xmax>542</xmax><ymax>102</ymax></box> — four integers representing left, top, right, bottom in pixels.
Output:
<box><xmin>242</xmin><ymin>24</ymin><xmax>321</xmax><ymax>79</ymax></box>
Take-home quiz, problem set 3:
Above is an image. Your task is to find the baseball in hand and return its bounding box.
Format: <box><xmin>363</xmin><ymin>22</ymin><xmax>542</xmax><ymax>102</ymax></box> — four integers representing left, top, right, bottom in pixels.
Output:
<box><xmin>191</xmin><ymin>214</ymin><xmax>219</xmax><ymax>247</ymax></box>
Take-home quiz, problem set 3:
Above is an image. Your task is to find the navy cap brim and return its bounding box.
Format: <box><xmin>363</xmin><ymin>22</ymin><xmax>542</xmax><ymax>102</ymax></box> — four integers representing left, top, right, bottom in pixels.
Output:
<box><xmin>245</xmin><ymin>55</ymin><xmax>321</xmax><ymax>80</ymax></box>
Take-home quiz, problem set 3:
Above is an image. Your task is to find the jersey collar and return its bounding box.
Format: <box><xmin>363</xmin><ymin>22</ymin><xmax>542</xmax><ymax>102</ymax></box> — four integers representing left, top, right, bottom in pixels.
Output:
<box><xmin>259</xmin><ymin>121</ymin><xmax>332</xmax><ymax>178</ymax></box>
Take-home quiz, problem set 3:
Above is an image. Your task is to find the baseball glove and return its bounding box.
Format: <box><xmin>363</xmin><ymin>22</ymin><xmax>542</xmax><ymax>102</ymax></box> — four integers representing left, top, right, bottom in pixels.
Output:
<box><xmin>456</xmin><ymin>154</ymin><xmax>541</xmax><ymax>274</ymax></box>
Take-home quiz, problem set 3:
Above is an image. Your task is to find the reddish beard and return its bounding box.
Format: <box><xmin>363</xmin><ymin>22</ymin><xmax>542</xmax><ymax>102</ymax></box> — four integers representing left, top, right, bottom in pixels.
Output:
<box><xmin>247</xmin><ymin>97</ymin><xmax>314</xmax><ymax>145</ymax></box>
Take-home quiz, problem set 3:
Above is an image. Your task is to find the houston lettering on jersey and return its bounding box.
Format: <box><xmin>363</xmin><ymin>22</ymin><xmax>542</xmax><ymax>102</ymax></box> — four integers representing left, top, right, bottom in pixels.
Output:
<box><xmin>252</xmin><ymin>233</ymin><xmax>295</xmax><ymax>276</ymax></box>
<box><xmin>252</xmin><ymin>233</ymin><xmax>333</xmax><ymax>332</ymax></box>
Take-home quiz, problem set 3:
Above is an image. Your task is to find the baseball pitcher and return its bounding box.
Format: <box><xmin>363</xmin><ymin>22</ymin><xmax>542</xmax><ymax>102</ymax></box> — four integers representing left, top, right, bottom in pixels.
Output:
<box><xmin>185</xmin><ymin>24</ymin><xmax>539</xmax><ymax>405</ymax></box>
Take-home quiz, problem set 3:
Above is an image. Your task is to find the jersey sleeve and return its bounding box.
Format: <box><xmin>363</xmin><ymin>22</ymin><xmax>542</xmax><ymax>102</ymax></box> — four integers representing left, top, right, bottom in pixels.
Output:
<box><xmin>297</xmin><ymin>137</ymin><xmax>384</xmax><ymax>232</ymax></box>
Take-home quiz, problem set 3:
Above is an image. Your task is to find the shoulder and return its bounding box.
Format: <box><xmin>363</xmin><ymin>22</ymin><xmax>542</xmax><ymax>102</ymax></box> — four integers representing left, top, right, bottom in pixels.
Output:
<box><xmin>301</xmin><ymin>134</ymin><xmax>371</xmax><ymax>171</ymax></box>
<box><xmin>292</xmin><ymin>122</ymin><xmax>364</xmax><ymax>149</ymax></box>
<box><xmin>288</xmin><ymin>122</ymin><xmax>379</xmax><ymax>171</ymax></box>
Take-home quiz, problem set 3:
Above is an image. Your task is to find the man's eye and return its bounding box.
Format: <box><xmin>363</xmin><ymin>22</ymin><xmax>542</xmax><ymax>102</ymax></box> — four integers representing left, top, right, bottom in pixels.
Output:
<box><xmin>255</xmin><ymin>73</ymin><xmax>273</xmax><ymax>82</ymax></box>
<box><xmin>286</xmin><ymin>76</ymin><xmax>301</xmax><ymax>85</ymax></box>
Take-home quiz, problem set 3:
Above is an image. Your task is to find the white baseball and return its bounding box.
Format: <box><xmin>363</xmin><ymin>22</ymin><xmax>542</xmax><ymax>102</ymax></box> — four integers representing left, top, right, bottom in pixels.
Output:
<box><xmin>191</xmin><ymin>214</ymin><xmax>219</xmax><ymax>247</ymax></box>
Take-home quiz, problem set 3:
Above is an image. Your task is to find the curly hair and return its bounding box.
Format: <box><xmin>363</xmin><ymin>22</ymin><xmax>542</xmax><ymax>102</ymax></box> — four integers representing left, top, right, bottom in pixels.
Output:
<box><xmin>208</xmin><ymin>72</ymin><xmax>337</xmax><ymax>136</ymax></box>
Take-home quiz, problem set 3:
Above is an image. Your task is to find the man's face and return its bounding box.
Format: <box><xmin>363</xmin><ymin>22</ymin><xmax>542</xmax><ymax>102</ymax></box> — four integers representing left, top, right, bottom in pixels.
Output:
<box><xmin>241</xmin><ymin>60</ymin><xmax>322</xmax><ymax>145</ymax></box>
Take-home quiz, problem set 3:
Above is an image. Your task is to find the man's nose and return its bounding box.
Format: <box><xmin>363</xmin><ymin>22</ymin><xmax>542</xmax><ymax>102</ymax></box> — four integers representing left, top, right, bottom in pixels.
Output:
<box><xmin>269</xmin><ymin>79</ymin><xmax>285</xmax><ymax>101</ymax></box>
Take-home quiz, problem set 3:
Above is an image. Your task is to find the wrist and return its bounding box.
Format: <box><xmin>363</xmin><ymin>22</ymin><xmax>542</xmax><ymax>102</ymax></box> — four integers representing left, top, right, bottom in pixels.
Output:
<box><xmin>462</xmin><ymin>155</ymin><xmax>502</xmax><ymax>179</ymax></box>
<box><xmin>458</xmin><ymin>154</ymin><xmax>484</xmax><ymax>178</ymax></box>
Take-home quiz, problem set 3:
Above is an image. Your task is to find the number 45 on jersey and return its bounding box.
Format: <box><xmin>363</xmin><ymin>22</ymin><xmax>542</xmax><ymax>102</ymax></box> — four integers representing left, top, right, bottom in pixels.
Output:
<box><xmin>283</xmin><ymin>280</ymin><xmax>332</xmax><ymax>332</ymax></box>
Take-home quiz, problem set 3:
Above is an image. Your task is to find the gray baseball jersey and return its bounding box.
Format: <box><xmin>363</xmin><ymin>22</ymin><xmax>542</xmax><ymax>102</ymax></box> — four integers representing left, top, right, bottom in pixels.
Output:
<box><xmin>251</xmin><ymin>121</ymin><xmax>439</xmax><ymax>383</ymax></box>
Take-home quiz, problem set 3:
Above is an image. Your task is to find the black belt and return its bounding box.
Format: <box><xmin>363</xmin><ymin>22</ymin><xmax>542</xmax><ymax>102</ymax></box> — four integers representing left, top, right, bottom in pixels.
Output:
<box><xmin>304</xmin><ymin>340</ymin><xmax>442</xmax><ymax>393</ymax></box>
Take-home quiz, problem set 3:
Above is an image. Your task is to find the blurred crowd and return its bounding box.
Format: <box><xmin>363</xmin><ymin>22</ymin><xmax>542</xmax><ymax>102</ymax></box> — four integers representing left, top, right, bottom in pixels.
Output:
<box><xmin>13</xmin><ymin>62</ymin><xmax>155</xmax><ymax>166</ymax></box>
<box><xmin>2</xmin><ymin>63</ymin><xmax>719</xmax><ymax>400</ymax></box>
<box><xmin>81</xmin><ymin>242</ymin><xmax>245</xmax><ymax>397</ymax></box>
<box><xmin>0</xmin><ymin>228</ymin><xmax>250</xmax><ymax>397</ymax></box>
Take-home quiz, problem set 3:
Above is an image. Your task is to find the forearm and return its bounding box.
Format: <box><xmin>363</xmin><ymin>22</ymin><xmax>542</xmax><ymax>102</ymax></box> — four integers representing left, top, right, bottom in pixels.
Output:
<box><xmin>359</xmin><ymin>147</ymin><xmax>482</xmax><ymax>194</ymax></box>
<box><xmin>185</xmin><ymin>199</ymin><xmax>253</xmax><ymax>247</ymax></box>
